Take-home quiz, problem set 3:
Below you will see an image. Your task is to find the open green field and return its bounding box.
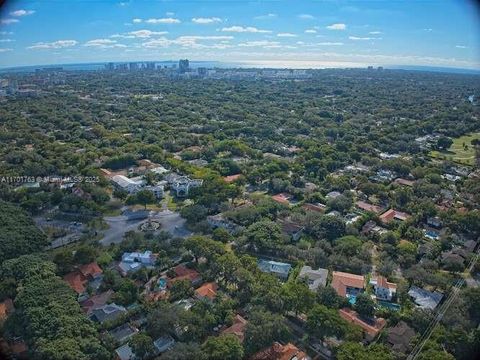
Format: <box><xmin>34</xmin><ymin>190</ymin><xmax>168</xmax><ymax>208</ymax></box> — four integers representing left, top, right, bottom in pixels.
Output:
<box><xmin>430</xmin><ymin>132</ymin><xmax>480</xmax><ymax>166</ymax></box>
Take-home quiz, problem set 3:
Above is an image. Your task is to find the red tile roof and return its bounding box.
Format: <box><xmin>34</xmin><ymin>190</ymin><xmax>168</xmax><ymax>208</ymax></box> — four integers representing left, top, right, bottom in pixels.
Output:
<box><xmin>63</xmin><ymin>271</ymin><xmax>87</xmax><ymax>294</ymax></box>
<box><xmin>339</xmin><ymin>308</ymin><xmax>386</xmax><ymax>339</ymax></box>
<box><xmin>168</xmin><ymin>265</ymin><xmax>201</xmax><ymax>286</ymax></box>
<box><xmin>331</xmin><ymin>271</ymin><xmax>365</xmax><ymax>297</ymax></box>
<box><xmin>224</xmin><ymin>174</ymin><xmax>242</xmax><ymax>183</ymax></box>
<box><xmin>356</xmin><ymin>201</ymin><xmax>383</xmax><ymax>214</ymax></box>
<box><xmin>379</xmin><ymin>209</ymin><xmax>410</xmax><ymax>223</ymax></box>
<box><xmin>0</xmin><ymin>299</ymin><xmax>14</xmax><ymax>320</ymax></box>
<box><xmin>195</xmin><ymin>282</ymin><xmax>218</xmax><ymax>300</ymax></box>
<box><xmin>221</xmin><ymin>315</ymin><xmax>247</xmax><ymax>342</ymax></box>
<box><xmin>272</xmin><ymin>193</ymin><xmax>291</xmax><ymax>205</ymax></box>
<box><xmin>250</xmin><ymin>342</ymin><xmax>310</xmax><ymax>360</ymax></box>
<box><xmin>80</xmin><ymin>290</ymin><xmax>114</xmax><ymax>314</ymax></box>
<box><xmin>78</xmin><ymin>262</ymin><xmax>103</xmax><ymax>278</ymax></box>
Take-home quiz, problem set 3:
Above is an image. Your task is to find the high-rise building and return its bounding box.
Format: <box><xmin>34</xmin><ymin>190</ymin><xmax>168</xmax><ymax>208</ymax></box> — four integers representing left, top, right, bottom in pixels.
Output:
<box><xmin>197</xmin><ymin>67</ymin><xmax>207</xmax><ymax>77</ymax></box>
<box><xmin>129</xmin><ymin>62</ymin><xmax>138</xmax><ymax>71</ymax></box>
<box><xmin>178</xmin><ymin>59</ymin><xmax>189</xmax><ymax>73</ymax></box>
<box><xmin>146</xmin><ymin>62</ymin><xmax>156</xmax><ymax>70</ymax></box>
<box><xmin>105</xmin><ymin>62</ymin><xmax>115</xmax><ymax>71</ymax></box>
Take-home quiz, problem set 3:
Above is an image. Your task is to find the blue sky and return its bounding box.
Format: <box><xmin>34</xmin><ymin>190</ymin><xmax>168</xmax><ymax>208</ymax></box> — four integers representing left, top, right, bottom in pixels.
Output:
<box><xmin>0</xmin><ymin>0</ymin><xmax>479</xmax><ymax>69</ymax></box>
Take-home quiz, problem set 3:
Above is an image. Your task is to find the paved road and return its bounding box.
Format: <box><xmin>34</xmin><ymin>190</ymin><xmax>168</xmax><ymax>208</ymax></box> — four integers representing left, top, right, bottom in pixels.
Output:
<box><xmin>100</xmin><ymin>210</ymin><xmax>191</xmax><ymax>246</ymax></box>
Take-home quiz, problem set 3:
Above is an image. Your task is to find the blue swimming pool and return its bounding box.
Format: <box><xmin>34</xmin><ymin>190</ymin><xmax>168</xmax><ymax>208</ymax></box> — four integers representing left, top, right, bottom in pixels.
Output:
<box><xmin>347</xmin><ymin>294</ymin><xmax>357</xmax><ymax>305</ymax></box>
<box><xmin>378</xmin><ymin>301</ymin><xmax>401</xmax><ymax>311</ymax></box>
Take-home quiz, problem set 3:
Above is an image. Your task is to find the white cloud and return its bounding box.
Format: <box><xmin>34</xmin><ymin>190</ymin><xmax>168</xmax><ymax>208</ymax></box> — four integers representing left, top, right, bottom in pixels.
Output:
<box><xmin>349</xmin><ymin>36</ymin><xmax>381</xmax><ymax>41</ymax></box>
<box><xmin>455</xmin><ymin>45</ymin><xmax>467</xmax><ymax>49</ymax></box>
<box><xmin>84</xmin><ymin>39</ymin><xmax>127</xmax><ymax>48</ymax></box>
<box><xmin>116</xmin><ymin>30</ymin><xmax>169</xmax><ymax>38</ymax></box>
<box><xmin>10</xmin><ymin>9</ymin><xmax>35</xmax><ymax>17</ymax></box>
<box><xmin>317</xmin><ymin>42</ymin><xmax>344</xmax><ymax>46</ymax></box>
<box><xmin>1</xmin><ymin>19</ymin><xmax>19</xmax><ymax>25</ymax></box>
<box><xmin>238</xmin><ymin>40</ymin><xmax>280</xmax><ymax>47</ymax></box>
<box><xmin>0</xmin><ymin>48</ymin><xmax>13</xmax><ymax>52</ymax></box>
<box><xmin>132</xmin><ymin>18</ymin><xmax>142</xmax><ymax>23</ymax></box>
<box><xmin>254</xmin><ymin>13</ymin><xmax>277</xmax><ymax>20</ymax></box>
<box><xmin>277</xmin><ymin>33</ymin><xmax>297</xmax><ymax>37</ymax></box>
<box><xmin>0</xmin><ymin>39</ymin><xmax>14</xmax><ymax>42</ymax></box>
<box><xmin>221</xmin><ymin>26</ymin><xmax>271</xmax><ymax>33</ymax></box>
<box><xmin>423</xmin><ymin>28</ymin><xmax>433</xmax><ymax>32</ymax></box>
<box><xmin>166</xmin><ymin>12</ymin><xmax>175</xmax><ymax>16</ymax></box>
<box><xmin>28</xmin><ymin>40</ymin><xmax>78</xmax><ymax>50</ymax></box>
<box><xmin>142</xmin><ymin>35</ymin><xmax>234</xmax><ymax>49</ymax></box>
<box><xmin>145</xmin><ymin>18</ymin><xmax>181</xmax><ymax>24</ymax></box>
<box><xmin>305</xmin><ymin>29</ymin><xmax>317</xmax><ymax>34</ymax></box>
<box><xmin>326</xmin><ymin>23</ymin><xmax>346</xmax><ymax>30</ymax></box>
<box><xmin>369</xmin><ymin>31</ymin><xmax>382</xmax><ymax>34</ymax></box>
<box><xmin>298</xmin><ymin>14</ymin><xmax>314</xmax><ymax>20</ymax></box>
<box><xmin>0</xmin><ymin>31</ymin><xmax>13</xmax><ymax>35</ymax></box>
<box><xmin>192</xmin><ymin>17</ymin><xmax>222</xmax><ymax>24</ymax></box>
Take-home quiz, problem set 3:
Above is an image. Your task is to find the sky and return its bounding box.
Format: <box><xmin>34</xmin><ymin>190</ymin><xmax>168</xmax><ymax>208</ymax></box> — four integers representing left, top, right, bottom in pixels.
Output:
<box><xmin>0</xmin><ymin>0</ymin><xmax>479</xmax><ymax>69</ymax></box>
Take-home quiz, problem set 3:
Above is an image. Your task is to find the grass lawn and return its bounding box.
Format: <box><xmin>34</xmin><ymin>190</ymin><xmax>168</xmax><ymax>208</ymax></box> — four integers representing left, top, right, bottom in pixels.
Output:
<box><xmin>430</xmin><ymin>132</ymin><xmax>480</xmax><ymax>166</ymax></box>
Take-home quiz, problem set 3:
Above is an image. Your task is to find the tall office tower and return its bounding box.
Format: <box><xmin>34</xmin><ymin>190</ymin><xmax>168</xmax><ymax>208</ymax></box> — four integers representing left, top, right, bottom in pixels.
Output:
<box><xmin>178</xmin><ymin>59</ymin><xmax>189</xmax><ymax>73</ymax></box>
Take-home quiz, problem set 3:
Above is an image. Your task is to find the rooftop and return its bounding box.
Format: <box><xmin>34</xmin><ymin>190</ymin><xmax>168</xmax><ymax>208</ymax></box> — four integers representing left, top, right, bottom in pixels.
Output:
<box><xmin>408</xmin><ymin>286</ymin><xmax>443</xmax><ymax>310</ymax></box>
<box><xmin>195</xmin><ymin>282</ymin><xmax>218</xmax><ymax>300</ymax></box>
<box><xmin>221</xmin><ymin>314</ymin><xmax>248</xmax><ymax>342</ymax></box>
<box><xmin>331</xmin><ymin>271</ymin><xmax>365</xmax><ymax>297</ymax></box>
<box><xmin>250</xmin><ymin>342</ymin><xmax>310</xmax><ymax>360</ymax></box>
<box><xmin>339</xmin><ymin>308</ymin><xmax>386</xmax><ymax>339</ymax></box>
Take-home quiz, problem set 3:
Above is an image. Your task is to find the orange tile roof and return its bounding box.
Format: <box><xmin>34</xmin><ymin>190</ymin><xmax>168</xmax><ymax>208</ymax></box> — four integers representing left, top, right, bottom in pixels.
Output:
<box><xmin>195</xmin><ymin>282</ymin><xmax>218</xmax><ymax>300</ymax></box>
<box><xmin>356</xmin><ymin>201</ymin><xmax>383</xmax><ymax>214</ymax></box>
<box><xmin>379</xmin><ymin>209</ymin><xmax>410</xmax><ymax>223</ymax></box>
<box><xmin>168</xmin><ymin>265</ymin><xmax>201</xmax><ymax>286</ymax></box>
<box><xmin>78</xmin><ymin>262</ymin><xmax>103</xmax><ymax>278</ymax></box>
<box><xmin>339</xmin><ymin>308</ymin><xmax>386</xmax><ymax>338</ymax></box>
<box><xmin>0</xmin><ymin>299</ymin><xmax>13</xmax><ymax>320</ymax></box>
<box><xmin>250</xmin><ymin>342</ymin><xmax>310</xmax><ymax>360</ymax></box>
<box><xmin>331</xmin><ymin>271</ymin><xmax>365</xmax><ymax>297</ymax></box>
<box><xmin>63</xmin><ymin>271</ymin><xmax>87</xmax><ymax>294</ymax></box>
<box><xmin>302</xmin><ymin>203</ymin><xmax>326</xmax><ymax>213</ymax></box>
<box><xmin>221</xmin><ymin>315</ymin><xmax>247</xmax><ymax>342</ymax></box>
<box><xmin>80</xmin><ymin>290</ymin><xmax>114</xmax><ymax>314</ymax></box>
<box><xmin>224</xmin><ymin>174</ymin><xmax>242</xmax><ymax>183</ymax></box>
<box><xmin>376</xmin><ymin>276</ymin><xmax>397</xmax><ymax>290</ymax></box>
<box><xmin>272</xmin><ymin>193</ymin><xmax>291</xmax><ymax>205</ymax></box>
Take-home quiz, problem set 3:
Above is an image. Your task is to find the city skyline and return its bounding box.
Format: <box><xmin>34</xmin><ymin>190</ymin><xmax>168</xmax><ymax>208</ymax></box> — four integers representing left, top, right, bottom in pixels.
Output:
<box><xmin>0</xmin><ymin>0</ymin><xmax>479</xmax><ymax>69</ymax></box>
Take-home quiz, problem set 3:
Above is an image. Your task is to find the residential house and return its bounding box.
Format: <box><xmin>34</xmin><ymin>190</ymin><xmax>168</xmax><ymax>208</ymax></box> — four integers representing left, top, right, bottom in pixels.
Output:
<box><xmin>153</xmin><ymin>335</ymin><xmax>175</xmax><ymax>354</ymax></box>
<box><xmin>221</xmin><ymin>315</ymin><xmax>247</xmax><ymax>342</ymax></box>
<box><xmin>379</xmin><ymin>209</ymin><xmax>410</xmax><ymax>224</ymax></box>
<box><xmin>331</xmin><ymin>271</ymin><xmax>365</xmax><ymax>298</ymax></box>
<box><xmin>0</xmin><ymin>298</ymin><xmax>14</xmax><ymax>321</ymax></box>
<box><xmin>272</xmin><ymin>193</ymin><xmax>293</xmax><ymax>206</ymax></box>
<box><xmin>81</xmin><ymin>290</ymin><xmax>114</xmax><ymax>315</ymax></box>
<box><xmin>355</xmin><ymin>201</ymin><xmax>383</xmax><ymax>214</ymax></box>
<box><xmin>339</xmin><ymin>308</ymin><xmax>386</xmax><ymax>341</ymax></box>
<box><xmin>386</xmin><ymin>321</ymin><xmax>416</xmax><ymax>353</ymax></box>
<box><xmin>115</xmin><ymin>344</ymin><xmax>134</xmax><ymax>360</ymax></box>
<box><xmin>143</xmin><ymin>184</ymin><xmax>164</xmax><ymax>199</ymax></box>
<box><xmin>118</xmin><ymin>251</ymin><xmax>156</xmax><ymax>276</ymax></box>
<box><xmin>207</xmin><ymin>214</ymin><xmax>240</xmax><ymax>234</ymax></box>
<box><xmin>302</xmin><ymin>203</ymin><xmax>326</xmax><ymax>213</ymax></box>
<box><xmin>426</xmin><ymin>217</ymin><xmax>442</xmax><ymax>229</ymax></box>
<box><xmin>63</xmin><ymin>262</ymin><xmax>103</xmax><ymax>299</ymax></box>
<box><xmin>167</xmin><ymin>264</ymin><xmax>202</xmax><ymax>287</ymax></box>
<box><xmin>108</xmin><ymin>323</ymin><xmax>138</xmax><ymax>344</ymax></box>
<box><xmin>326</xmin><ymin>191</ymin><xmax>342</xmax><ymax>200</ymax></box>
<box><xmin>223</xmin><ymin>174</ymin><xmax>242</xmax><ymax>183</ymax></box>
<box><xmin>167</xmin><ymin>174</ymin><xmax>203</xmax><ymax>197</ymax></box>
<box><xmin>279</xmin><ymin>219</ymin><xmax>304</xmax><ymax>242</ymax></box>
<box><xmin>299</xmin><ymin>266</ymin><xmax>328</xmax><ymax>291</ymax></box>
<box><xmin>394</xmin><ymin>178</ymin><xmax>415</xmax><ymax>187</ymax></box>
<box><xmin>370</xmin><ymin>276</ymin><xmax>397</xmax><ymax>301</ymax></box>
<box><xmin>91</xmin><ymin>303</ymin><xmax>127</xmax><ymax>323</ymax></box>
<box><xmin>250</xmin><ymin>342</ymin><xmax>310</xmax><ymax>360</ymax></box>
<box><xmin>195</xmin><ymin>282</ymin><xmax>218</xmax><ymax>301</ymax></box>
<box><xmin>258</xmin><ymin>259</ymin><xmax>292</xmax><ymax>280</ymax></box>
<box><xmin>408</xmin><ymin>286</ymin><xmax>443</xmax><ymax>310</ymax></box>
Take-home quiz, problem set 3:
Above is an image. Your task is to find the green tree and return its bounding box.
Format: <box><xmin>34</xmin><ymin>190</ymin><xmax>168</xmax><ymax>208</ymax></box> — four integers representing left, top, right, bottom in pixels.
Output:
<box><xmin>355</xmin><ymin>293</ymin><xmax>376</xmax><ymax>319</ymax></box>
<box><xmin>129</xmin><ymin>333</ymin><xmax>155</xmax><ymax>360</ymax></box>
<box><xmin>337</xmin><ymin>342</ymin><xmax>394</xmax><ymax>360</ymax></box>
<box><xmin>201</xmin><ymin>335</ymin><xmax>244</xmax><ymax>360</ymax></box>
<box><xmin>245</xmin><ymin>220</ymin><xmax>283</xmax><ymax>251</ymax></box>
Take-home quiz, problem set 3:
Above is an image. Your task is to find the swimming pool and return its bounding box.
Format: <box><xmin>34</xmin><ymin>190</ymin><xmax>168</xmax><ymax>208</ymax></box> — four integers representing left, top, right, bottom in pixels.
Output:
<box><xmin>378</xmin><ymin>301</ymin><xmax>401</xmax><ymax>311</ymax></box>
<box><xmin>347</xmin><ymin>294</ymin><xmax>357</xmax><ymax>305</ymax></box>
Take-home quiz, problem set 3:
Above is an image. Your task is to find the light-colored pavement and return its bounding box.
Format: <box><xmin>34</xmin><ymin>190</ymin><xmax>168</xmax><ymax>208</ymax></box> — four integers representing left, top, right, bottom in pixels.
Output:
<box><xmin>100</xmin><ymin>210</ymin><xmax>191</xmax><ymax>246</ymax></box>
